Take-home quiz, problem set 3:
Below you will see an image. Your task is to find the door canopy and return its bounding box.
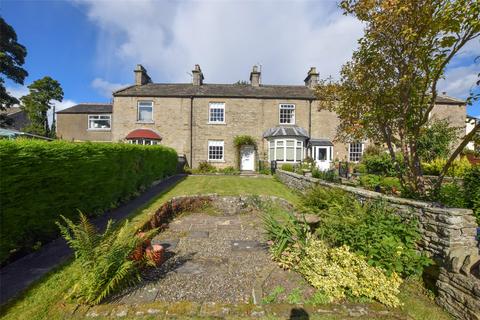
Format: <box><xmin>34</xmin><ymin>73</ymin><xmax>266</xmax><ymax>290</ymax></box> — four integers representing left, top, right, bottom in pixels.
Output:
<box><xmin>125</xmin><ymin>129</ymin><xmax>162</xmax><ymax>141</ymax></box>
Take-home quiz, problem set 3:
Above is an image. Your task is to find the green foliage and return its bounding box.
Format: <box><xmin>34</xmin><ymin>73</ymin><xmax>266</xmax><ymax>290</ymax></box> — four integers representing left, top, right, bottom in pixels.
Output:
<box><xmin>422</xmin><ymin>157</ymin><xmax>472</xmax><ymax>177</ymax></box>
<box><xmin>305</xmin><ymin>290</ymin><xmax>331</xmax><ymax>305</ymax></box>
<box><xmin>311</xmin><ymin>168</ymin><xmax>339</xmax><ymax>182</ymax></box>
<box><xmin>20</xmin><ymin>76</ymin><xmax>64</xmax><ymax>137</ymax></box>
<box><xmin>361</xmin><ymin>152</ymin><xmax>399</xmax><ymax>176</ymax></box>
<box><xmin>280</xmin><ymin>163</ymin><xmax>294</xmax><ymax>172</ymax></box>
<box><xmin>233</xmin><ymin>135</ymin><xmax>257</xmax><ymax>148</ymax></box>
<box><xmin>56</xmin><ymin>213</ymin><xmax>151</xmax><ymax>304</ymax></box>
<box><xmin>262</xmin><ymin>286</ymin><xmax>285</xmax><ymax>304</ymax></box>
<box><xmin>262</xmin><ymin>204</ymin><xmax>309</xmax><ymax>259</ymax></box>
<box><xmin>0</xmin><ymin>139</ymin><xmax>178</xmax><ymax>264</ymax></box>
<box><xmin>433</xmin><ymin>182</ymin><xmax>466</xmax><ymax>208</ymax></box>
<box><xmin>286</xmin><ymin>288</ymin><xmax>303</xmax><ymax>304</ymax></box>
<box><xmin>359</xmin><ymin>174</ymin><xmax>402</xmax><ymax>195</ymax></box>
<box><xmin>195</xmin><ymin>161</ymin><xmax>217</xmax><ymax>173</ymax></box>
<box><xmin>417</xmin><ymin>120</ymin><xmax>459</xmax><ymax>162</ymax></box>
<box><xmin>218</xmin><ymin>166</ymin><xmax>240</xmax><ymax>175</ymax></box>
<box><xmin>0</xmin><ymin>17</ymin><xmax>28</xmax><ymax>111</ymax></box>
<box><xmin>258</xmin><ymin>160</ymin><xmax>271</xmax><ymax>175</ymax></box>
<box><xmin>463</xmin><ymin>166</ymin><xmax>480</xmax><ymax>223</ymax></box>
<box><xmin>303</xmin><ymin>187</ymin><xmax>431</xmax><ymax>277</ymax></box>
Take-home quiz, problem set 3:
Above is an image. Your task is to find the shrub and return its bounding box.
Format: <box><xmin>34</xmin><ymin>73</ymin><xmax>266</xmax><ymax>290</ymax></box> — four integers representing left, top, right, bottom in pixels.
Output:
<box><xmin>313</xmin><ymin>198</ymin><xmax>431</xmax><ymax>277</ymax></box>
<box><xmin>422</xmin><ymin>157</ymin><xmax>472</xmax><ymax>177</ymax></box>
<box><xmin>281</xmin><ymin>163</ymin><xmax>295</xmax><ymax>172</ymax></box>
<box><xmin>361</xmin><ymin>152</ymin><xmax>398</xmax><ymax>176</ymax></box>
<box><xmin>433</xmin><ymin>182</ymin><xmax>466</xmax><ymax>208</ymax></box>
<box><xmin>358</xmin><ymin>174</ymin><xmax>382</xmax><ymax>190</ymax></box>
<box><xmin>195</xmin><ymin>161</ymin><xmax>217</xmax><ymax>173</ymax></box>
<box><xmin>0</xmin><ymin>140</ymin><xmax>177</xmax><ymax>264</ymax></box>
<box><xmin>57</xmin><ymin>213</ymin><xmax>154</xmax><ymax>304</ymax></box>
<box><xmin>296</xmin><ymin>239</ymin><xmax>402</xmax><ymax>307</ymax></box>
<box><xmin>312</xmin><ymin>168</ymin><xmax>339</xmax><ymax>182</ymax></box>
<box><xmin>417</xmin><ymin>119</ymin><xmax>458</xmax><ymax>162</ymax></box>
<box><xmin>218</xmin><ymin>166</ymin><xmax>239</xmax><ymax>175</ymax></box>
<box><xmin>233</xmin><ymin>135</ymin><xmax>257</xmax><ymax>148</ymax></box>
<box><xmin>300</xmin><ymin>186</ymin><xmax>352</xmax><ymax>213</ymax></box>
<box><xmin>463</xmin><ymin>166</ymin><xmax>480</xmax><ymax>223</ymax></box>
<box><xmin>379</xmin><ymin>177</ymin><xmax>402</xmax><ymax>195</ymax></box>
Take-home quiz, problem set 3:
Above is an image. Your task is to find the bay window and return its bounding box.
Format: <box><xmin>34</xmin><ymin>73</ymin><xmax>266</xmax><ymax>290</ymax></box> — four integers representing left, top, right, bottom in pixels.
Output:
<box><xmin>268</xmin><ymin>139</ymin><xmax>304</xmax><ymax>162</ymax></box>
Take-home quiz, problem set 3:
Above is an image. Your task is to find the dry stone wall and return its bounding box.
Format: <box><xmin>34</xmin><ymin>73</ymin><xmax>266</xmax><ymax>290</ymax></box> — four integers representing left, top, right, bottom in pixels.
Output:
<box><xmin>275</xmin><ymin>169</ymin><xmax>480</xmax><ymax>320</ymax></box>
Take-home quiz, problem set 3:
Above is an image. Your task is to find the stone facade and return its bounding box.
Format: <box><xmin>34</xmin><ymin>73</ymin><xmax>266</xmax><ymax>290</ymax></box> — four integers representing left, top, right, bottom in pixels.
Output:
<box><xmin>275</xmin><ymin>169</ymin><xmax>480</xmax><ymax>320</ymax></box>
<box><xmin>56</xmin><ymin>65</ymin><xmax>467</xmax><ymax>169</ymax></box>
<box><xmin>57</xmin><ymin>113</ymin><xmax>112</xmax><ymax>142</ymax></box>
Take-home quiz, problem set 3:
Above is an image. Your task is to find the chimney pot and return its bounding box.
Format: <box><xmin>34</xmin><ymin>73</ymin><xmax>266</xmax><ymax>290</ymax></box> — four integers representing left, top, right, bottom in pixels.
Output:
<box><xmin>250</xmin><ymin>65</ymin><xmax>261</xmax><ymax>87</ymax></box>
<box><xmin>134</xmin><ymin>64</ymin><xmax>152</xmax><ymax>86</ymax></box>
<box><xmin>192</xmin><ymin>64</ymin><xmax>204</xmax><ymax>85</ymax></box>
<box><xmin>304</xmin><ymin>67</ymin><xmax>319</xmax><ymax>89</ymax></box>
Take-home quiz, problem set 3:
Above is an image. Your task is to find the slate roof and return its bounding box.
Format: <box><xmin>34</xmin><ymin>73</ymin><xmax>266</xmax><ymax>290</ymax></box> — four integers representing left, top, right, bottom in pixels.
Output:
<box><xmin>309</xmin><ymin>139</ymin><xmax>334</xmax><ymax>146</ymax></box>
<box><xmin>57</xmin><ymin>103</ymin><xmax>113</xmax><ymax>114</ymax></box>
<box><xmin>113</xmin><ymin>83</ymin><xmax>466</xmax><ymax>104</ymax></box>
<box><xmin>114</xmin><ymin>83</ymin><xmax>316</xmax><ymax>100</ymax></box>
<box><xmin>263</xmin><ymin>126</ymin><xmax>309</xmax><ymax>138</ymax></box>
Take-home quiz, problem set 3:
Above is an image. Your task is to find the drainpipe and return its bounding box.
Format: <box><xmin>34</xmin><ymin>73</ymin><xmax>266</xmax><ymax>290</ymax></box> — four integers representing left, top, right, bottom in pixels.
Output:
<box><xmin>308</xmin><ymin>99</ymin><xmax>312</xmax><ymax>157</ymax></box>
<box><xmin>190</xmin><ymin>96</ymin><xmax>194</xmax><ymax>167</ymax></box>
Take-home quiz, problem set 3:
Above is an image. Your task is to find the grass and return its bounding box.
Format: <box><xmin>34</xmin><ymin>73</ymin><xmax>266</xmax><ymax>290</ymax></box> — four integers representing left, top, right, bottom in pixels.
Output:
<box><xmin>0</xmin><ymin>176</ymin><xmax>451</xmax><ymax>320</ymax></box>
<box><xmin>0</xmin><ymin>175</ymin><xmax>299</xmax><ymax>320</ymax></box>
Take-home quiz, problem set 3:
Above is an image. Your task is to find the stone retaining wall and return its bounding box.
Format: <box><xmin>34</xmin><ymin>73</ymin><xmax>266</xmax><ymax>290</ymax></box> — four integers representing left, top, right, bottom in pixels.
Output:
<box><xmin>275</xmin><ymin>169</ymin><xmax>480</xmax><ymax>320</ymax></box>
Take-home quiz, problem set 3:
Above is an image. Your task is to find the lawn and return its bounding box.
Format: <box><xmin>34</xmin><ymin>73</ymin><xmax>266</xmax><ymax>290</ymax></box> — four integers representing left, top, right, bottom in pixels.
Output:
<box><xmin>0</xmin><ymin>175</ymin><xmax>450</xmax><ymax>320</ymax></box>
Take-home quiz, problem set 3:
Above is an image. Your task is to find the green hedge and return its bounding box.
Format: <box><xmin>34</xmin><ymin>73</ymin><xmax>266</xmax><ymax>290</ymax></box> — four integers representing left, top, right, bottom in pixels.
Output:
<box><xmin>0</xmin><ymin>139</ymin><xmax>178</xmax><ymax>264</ymax></box>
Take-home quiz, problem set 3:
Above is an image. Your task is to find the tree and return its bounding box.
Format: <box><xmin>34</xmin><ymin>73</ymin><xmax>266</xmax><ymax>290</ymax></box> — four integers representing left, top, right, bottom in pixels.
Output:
<box><xmin>0</xmin><ymin>17</ymin><xmax>28</xmax><ymax>110</ymax></box>
<box><xmin>317</xmin><ymin>0</ymin><xmax>480</xmax><ymax>195</ymax></box>
<box><xmin>417</xmin><ymin>120</ymin><xmax>459</xmax><ymax>162</ymax></box>
<box><xmin>20</xmin><ymin>77</ymin><xmax>63</xmax><ymax>137</ymax></box>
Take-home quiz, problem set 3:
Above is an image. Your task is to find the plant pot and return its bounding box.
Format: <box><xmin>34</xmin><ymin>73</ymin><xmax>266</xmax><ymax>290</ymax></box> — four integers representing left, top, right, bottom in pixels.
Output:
<box><xmin>146</xmin><ymin>244</ymin><xmax>165</xmax><ymax>267</ymax></box>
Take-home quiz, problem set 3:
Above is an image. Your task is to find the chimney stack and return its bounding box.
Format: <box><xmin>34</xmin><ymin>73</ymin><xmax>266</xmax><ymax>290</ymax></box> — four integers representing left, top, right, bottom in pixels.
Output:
<box><xmin>304</xmin><ymin>67</ymin><xmax>319</xmax><ymax>89</ymax></box>
<box><xmin>250</xmin><ymin>65</ymin><xmax>261</xmax><ymax>87</ymax></box>
<box><xmin>192</xmin><ymin>64</ymin><xmax>204</xmax><ymax>85</ymax></box>
<box><xmin>134</xmin><ymin>64</ymin><xmax>152</xmax><ymax>86</ymax></box>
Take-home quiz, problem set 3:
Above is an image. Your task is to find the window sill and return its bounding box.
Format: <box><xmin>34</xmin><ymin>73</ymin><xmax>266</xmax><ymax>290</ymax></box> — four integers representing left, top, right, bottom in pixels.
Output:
<box><xmin>87</xmin><ymin>129</ymin><xmax>111</xmax><ymax>131</ymax></box>
<box><xmin>136</xmin><ymin>121</ymin><xmax>155</xmax><ymax>124</ymax></box>
<box><xmin>279</xmin><ymin>123</ymin><xmax>296</xmax><ymax>125</ymax></box>
<box><xmin>207</xmin><ymin>159</ymin><xmax>225</xmax><ymax>163</ymax></box>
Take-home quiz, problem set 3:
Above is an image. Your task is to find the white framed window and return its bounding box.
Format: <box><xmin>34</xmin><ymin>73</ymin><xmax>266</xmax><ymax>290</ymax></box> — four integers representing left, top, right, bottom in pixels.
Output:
<box><xmin>137</xmin><ymin>101</ymin><xmax>153</xmax><ymax>122</ymax></box>
<box><xmin>268</xmin><ymin>139</ymin><xmax>303</xmax><ymax>162</ymax></box>
<box><xmin>208</xmin><ymin>140</ymin><xmax>224</xmax><ymax>161</ymax></box>
<box><xmin>88</xmin><ymin>114</ymin><xmax>111</xmax><ymax>130</ymax></box>
<box><xmin>279</xmin><ymin>104</ymin><xmax>295</xmax><ymax>124</ymax></box>
<box><xmin>209</xmin><ymin>102</ymin><xmax>225</xmax><ymax>124</ymax></box>
<box><xmin>349</xmin><ymin>142</ymin><xmax>364</xmax><ymax>162</ymax></box>
<box><xmin>128</xmin><ymin>139</ymin><xmax>159</xmax><ymax>145</ymax></box>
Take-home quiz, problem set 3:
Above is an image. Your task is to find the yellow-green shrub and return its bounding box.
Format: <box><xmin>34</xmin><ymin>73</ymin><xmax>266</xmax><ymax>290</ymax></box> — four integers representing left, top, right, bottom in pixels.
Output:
<box><xmin>422</xmin><ymin>157</ymin><xmax>471</xmax><ymax>177</ymax></box>
<box><xmin>278</xmin><ymin>238</ymin><xmax>402</xmax><ymax>307</ymax></box>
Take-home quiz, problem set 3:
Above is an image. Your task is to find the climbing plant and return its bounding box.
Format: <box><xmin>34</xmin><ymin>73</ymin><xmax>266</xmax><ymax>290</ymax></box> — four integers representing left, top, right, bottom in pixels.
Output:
<box><xmin>233</xmin><ymin>135</ymin><xmax>257</xmax><ymax>170</ymax></box>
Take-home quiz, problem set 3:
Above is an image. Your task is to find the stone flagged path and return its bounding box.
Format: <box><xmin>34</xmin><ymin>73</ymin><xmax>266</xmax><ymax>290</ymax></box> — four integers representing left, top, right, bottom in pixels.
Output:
<box><xmin>112</xmin><ymin>212</ymin><xmax>278</xmax><ymax>304</ymax></box>
<box><xmin>0</xmin><ymin>174</ymin><xmax>186</xmax><ymax>306</ymax></box>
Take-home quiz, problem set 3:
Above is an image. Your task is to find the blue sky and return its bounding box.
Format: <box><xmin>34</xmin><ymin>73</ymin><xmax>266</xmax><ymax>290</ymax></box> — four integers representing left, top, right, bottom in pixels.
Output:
<box><xmin>2</xmin><ymin>0</ymin><xmax>479</xmax><ymax>117</ymax></box>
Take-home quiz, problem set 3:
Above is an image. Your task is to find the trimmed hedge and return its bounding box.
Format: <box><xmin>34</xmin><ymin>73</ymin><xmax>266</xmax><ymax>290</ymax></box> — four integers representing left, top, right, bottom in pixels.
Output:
<box><xmin>0</xmin><ymin>139</ymin><xmax>178</xmax><ymax>264</ymax></box>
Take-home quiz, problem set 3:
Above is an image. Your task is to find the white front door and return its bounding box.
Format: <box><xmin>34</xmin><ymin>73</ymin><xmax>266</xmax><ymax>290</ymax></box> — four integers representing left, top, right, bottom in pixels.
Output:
<box><xmin>313</xmin><ymin>146</ymin><xmax>332</xmax><ymax>171</ymax></box>
<box><xmin>240</xmin><ymin>146</ymin><xmax>255</xmax><ymax>171</ymax></box>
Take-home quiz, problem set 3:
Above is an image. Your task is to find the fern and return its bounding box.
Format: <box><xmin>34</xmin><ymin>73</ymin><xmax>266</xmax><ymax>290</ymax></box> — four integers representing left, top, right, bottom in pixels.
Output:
<box><xmin>57</xmin><ymin>212</ymin><xmax>154</xmax><ymax>305</ymax></box>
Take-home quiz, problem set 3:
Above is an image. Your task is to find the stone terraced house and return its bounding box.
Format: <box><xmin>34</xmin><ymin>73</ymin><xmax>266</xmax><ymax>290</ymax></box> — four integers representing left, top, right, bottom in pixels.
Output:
<box><xmin>56</xmin><ymin>64</ymin><xmax>467</xmax><ymax>171</ymax></box>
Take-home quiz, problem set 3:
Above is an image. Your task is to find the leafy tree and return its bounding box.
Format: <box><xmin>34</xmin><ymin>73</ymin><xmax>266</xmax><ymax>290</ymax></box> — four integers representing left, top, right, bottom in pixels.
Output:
<box><xmin>417</xmin><ymin>120</ymin><xmax>459</xmax><ymax>162</ymax></box>
<box><xmin>234</xmin><ymin>80</ymin><xmax>249</xmax><ymax>85</ymax></box>
<box><xmin>317</xmin><ymin>0</ymin><xmax>480</xmax><ymax>195</ymax></box>
<box><xmin>0</xmin><ymin>17</ymin><xmax>28</xmax><ymax>125</ymax></box>
<box><xmin>20</xmin><ymin>76</ymin><xmax>63</xmax><ymax>137</ymax></box>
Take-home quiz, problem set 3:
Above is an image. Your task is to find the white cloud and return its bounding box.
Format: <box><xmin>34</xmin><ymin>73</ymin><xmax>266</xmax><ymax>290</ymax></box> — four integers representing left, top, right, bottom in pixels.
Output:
<box><xmin>92</xmin><ymin>78</ymin><xmax>129</xmax><ymax>97</ymax></box>
<box><xmin>76</xmin><ymin>0</ymin><xmax>364</xmax><ymax>85</ymax></box>
<box><xmin>439</xmin><ymin>63</ymin><xmax>479</xmax><ymax>98</ymax></box>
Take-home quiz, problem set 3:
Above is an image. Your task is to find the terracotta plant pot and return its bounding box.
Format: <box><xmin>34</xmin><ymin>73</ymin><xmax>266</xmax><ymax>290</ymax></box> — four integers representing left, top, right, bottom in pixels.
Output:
<box><xmin>145</xmin><ymin>244</ymin><xmax>165</xmax><ymax>267</ymax></box>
